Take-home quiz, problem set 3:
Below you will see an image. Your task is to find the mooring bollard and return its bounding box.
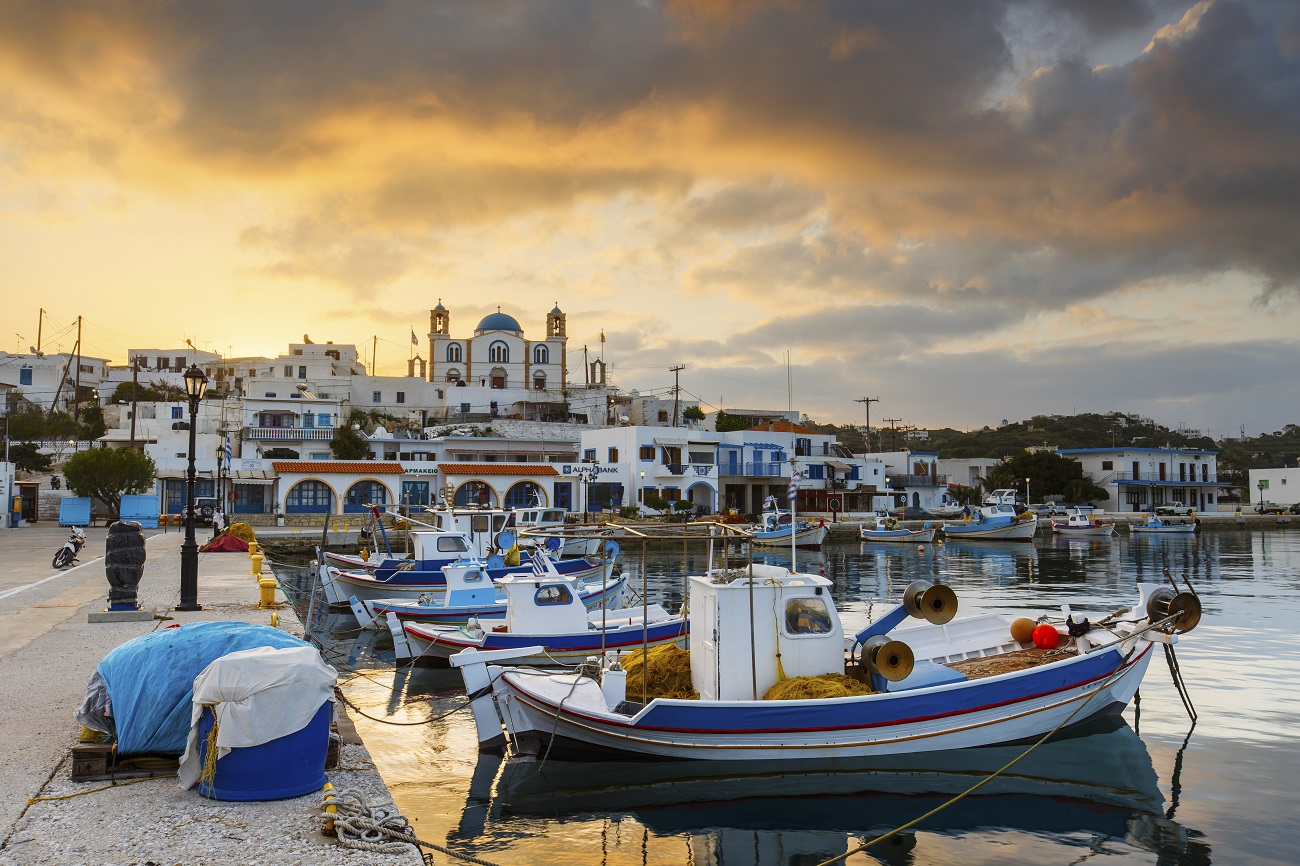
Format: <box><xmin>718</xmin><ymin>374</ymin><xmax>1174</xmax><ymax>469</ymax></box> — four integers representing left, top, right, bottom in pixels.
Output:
<box><xmin>251</xmin><ymin>551</ymin><xmax>263</xmax><ymax>576</ymax></box>
<box><xmin>105</xmin><ymin>521</ymin><xmax>146</xmax><ymax>611</ymax></box>
<box><xmin>258</xmin><ymin>576</ymin><xmax>278</xmax><ymax>609</ymax></box>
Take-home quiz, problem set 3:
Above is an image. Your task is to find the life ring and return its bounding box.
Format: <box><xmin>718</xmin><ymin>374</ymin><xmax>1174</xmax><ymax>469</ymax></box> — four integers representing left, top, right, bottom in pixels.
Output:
<box><xmin>227</xmin><ymin>490</ymin><xmax>237</xmax><ymax>503</ymax></box>
<box><xmin>1093</xmin><ymin>519</ymin><xmax>1102</xmax><ymax>527</ymax></box>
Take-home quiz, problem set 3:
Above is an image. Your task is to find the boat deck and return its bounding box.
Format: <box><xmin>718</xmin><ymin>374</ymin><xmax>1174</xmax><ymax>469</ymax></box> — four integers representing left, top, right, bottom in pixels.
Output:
<box><xmin>945</xmin><ymin>645</ymin><xmax>1062</xmax><ymax>680</ymax></box>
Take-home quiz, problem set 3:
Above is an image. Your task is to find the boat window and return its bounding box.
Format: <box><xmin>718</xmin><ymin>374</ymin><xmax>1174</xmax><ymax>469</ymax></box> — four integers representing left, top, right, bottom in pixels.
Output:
<box><xmin>437</xmin><ymin>537</ymin><xmax>469</xmax><ymax>552</ymax></box>
<box><xmin>542</xmin><ymin>510</ymin><xmax>564</xmax><ymax>522</ymax></box>
<box><xmin>535</xmin><ymin>584</ymin><xmax>573</xmax><ymax>606</ymax></box>
<box><xmin>493</xmin><ymin>515</ymin><xmax>507</xmax><ymax>532</ymax></box>
<box><xmin>784</xmin><ymin>598</ymin><xmax>833</xmax><ymax>635</ymax></box>
<box><xmin>462</xmin><ymin>570</ymin><xmax>484</xmax><ymax>583</ymax></box>
<box><xmin>778</xmin><ymin>513</ymin><xmax>792</xmax><ymax>525</ymax></box>
<box><xmin>471</xmin><ymin>515</ymin><xmax>490</xmax><ymax>534</ymax></box>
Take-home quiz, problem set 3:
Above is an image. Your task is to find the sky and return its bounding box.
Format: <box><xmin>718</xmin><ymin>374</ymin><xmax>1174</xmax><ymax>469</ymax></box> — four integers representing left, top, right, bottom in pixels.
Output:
<box><xmin>2</xmin><ymin>0</ymin><xmax>1299</xmax><ymax>440</ymax></box>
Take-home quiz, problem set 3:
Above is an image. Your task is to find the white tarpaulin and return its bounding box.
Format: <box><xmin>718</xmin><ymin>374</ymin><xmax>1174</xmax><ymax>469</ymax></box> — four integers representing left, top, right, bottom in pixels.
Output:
<box><xmin>177</xmin><ymin>645</ymin><xmax>337</xmax><ymax>790</ymax></box>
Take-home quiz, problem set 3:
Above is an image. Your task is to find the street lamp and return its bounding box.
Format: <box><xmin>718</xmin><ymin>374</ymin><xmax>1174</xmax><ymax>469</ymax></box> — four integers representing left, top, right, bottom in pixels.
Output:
<box><xmin>577</xmin><ymin>464</ymin><xmax>598</xmax><ymax>524</ymax></box>
<box><xmin>178</xmin><ymin>364</ymin><xmax>208</xmax><ymax>612</ymax></box>
<box><xmin>1025</xmin><ymin>477</ymin><xmax>1031</xmax><ymax>507</ymax></box>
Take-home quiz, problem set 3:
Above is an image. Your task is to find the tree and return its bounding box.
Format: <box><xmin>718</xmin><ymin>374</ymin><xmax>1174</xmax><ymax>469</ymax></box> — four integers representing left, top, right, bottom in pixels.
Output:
<box><xmin>330</xmin><ymin>424</ymin><xmax>372</xmax><ymax>460</ymax></box>
<box><xmin>714</xmin><ymin>410</ymin><xmax>750</xmax><ymax>432</ymax></box>
<box><xmin>986</xmin><ymin>451</ymin><xmax>1108</xmax><ymax>503</ymax></box>
<box><xmin>79</xmin><ymin>404</ymin><xmax>107</xmax><ymax>441</ymax></box>
<box><xmin>8</xmin><ymin>442</ymin><xmax>52</xmax><ymax>473</ymax></box>
<box><xmin>108</xmin><ymin>380</ymin><xmax>184</xmax><ymax>404</ymax></box>
<box><xmin>62</xmin><ymin>448</ymin><xmax>156</xmax><ymax>515</ymax></box>
<box><xmin>683</xmin><ymin>405</ymin><xmax>705</xmax><ymax>423</ymax></box>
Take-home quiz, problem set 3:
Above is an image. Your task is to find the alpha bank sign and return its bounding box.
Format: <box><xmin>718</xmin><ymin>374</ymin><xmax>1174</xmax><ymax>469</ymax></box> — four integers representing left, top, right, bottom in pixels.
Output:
<box><xmin>560</xmin><ymin>464</ymin><xmax>621</xmax><ymax>477</ymax></box>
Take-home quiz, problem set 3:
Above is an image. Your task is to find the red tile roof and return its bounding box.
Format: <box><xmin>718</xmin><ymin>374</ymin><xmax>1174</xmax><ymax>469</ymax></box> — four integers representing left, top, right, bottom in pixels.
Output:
<box><xmin>747</xmin><ymin>421</ymin><xmax>820</xmax><ymax>435</ymax></box>
<box><xmin>272</xmin><ymin>461</ymin><xmax>404</xmax><ymax>474</ymax></box>
<box><xmin>437</xmin><ymin>463</ymin><xmax>559</xmax><ymax>476</ymax></box>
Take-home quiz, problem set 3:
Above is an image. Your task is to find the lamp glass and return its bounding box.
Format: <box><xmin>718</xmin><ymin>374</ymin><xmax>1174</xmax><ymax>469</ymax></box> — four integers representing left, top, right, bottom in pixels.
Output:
<box><xmin>183</xmin><ymin>365</ymin><xmax>208</xmax><ymax>400</ymax></box>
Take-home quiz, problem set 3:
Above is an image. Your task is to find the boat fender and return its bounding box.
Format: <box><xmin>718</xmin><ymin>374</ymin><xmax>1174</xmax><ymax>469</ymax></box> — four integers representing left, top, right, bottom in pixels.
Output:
<box><xmin>1031</xmin><ymin>623</ymin><xmax>1060</xmax><ymax>648</ymax></box>
<box><xmin>604</xmin><ymin>539</ymin><xmax>620</xmax><ymax>559</ymax></box>
<box><xmin>1067</xmin><ymin>615</ymin><xmax>1091</xmax><ymax>637</ymax></box>
<box><xmin>1093</xmin><ymin>519</ymin><xmax>1102</xmax><ymax>527</ymax></box>
<box><xmin>1010</xmin><ymin>617</ymin><xmax>1036</xmax><ymax>644</ymax></box>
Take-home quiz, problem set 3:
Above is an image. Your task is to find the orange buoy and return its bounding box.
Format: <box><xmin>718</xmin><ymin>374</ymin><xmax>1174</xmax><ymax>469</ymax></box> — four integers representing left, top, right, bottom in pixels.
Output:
<box><xmin>1010</xmin><ymin>617</ymin><xmax>1037</xmax><ymax>644</ymax></box>
<box><xmin>1032</xmin><ymin>623</ymin><xmax>1060</xmax><ymax>649</ymax></box>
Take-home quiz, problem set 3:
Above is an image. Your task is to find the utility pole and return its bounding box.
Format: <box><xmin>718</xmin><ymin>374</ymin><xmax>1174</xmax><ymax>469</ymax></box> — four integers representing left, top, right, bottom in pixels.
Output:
<box><xmin>669</xmin><ymin>365</ymin><xmax>685</xmax><ymax>427</ymax></box>
<box><xmin>855</xmin><ymin>397</ymin><xmax>879</xmax><ymax>453</ymax></box>
<box><xmin>36</xmin><ymin>308</ymin><xmax>43</xmax><ymax>354</ymax></box>
<box><xmin>73</xmin><ymin>316</ymin><xmax>82</xmax><ymax>423</ymax></box>
<box><xmin>883</xmin><ymin>418</ymin><xmax>902</xmax><ymax>451</ymax></box>
<box><xmin>130</xmin><ymin>356</ymin><xmax>140</xmax><ymax>449</ymax></box>
<box><xmin>372</xmin><ymin>335</ymin><xmax>378</xmax><ymax>376</ymax></box>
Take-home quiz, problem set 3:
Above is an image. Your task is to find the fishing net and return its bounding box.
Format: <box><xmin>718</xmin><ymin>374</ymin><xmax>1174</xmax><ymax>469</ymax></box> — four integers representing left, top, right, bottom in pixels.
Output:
<box><xmin>622</xmin><ymin>643</ymin><xmax>698</xmax><ymax>701</ymax></box>
<box><xmin>225</xmin><ymin>522</ymin><xmax>256</xmax><ymax>543</ymax></box>
<box><xmin>764</xmin><ymin>673</ymin><xmax>874</xmax><ymax>701</ymax></box>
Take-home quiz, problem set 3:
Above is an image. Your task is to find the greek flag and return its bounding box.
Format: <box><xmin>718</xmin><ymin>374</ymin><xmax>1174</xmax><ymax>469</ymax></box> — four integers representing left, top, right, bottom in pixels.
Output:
<box><xmin>410</xmin><ymin>328</ymin><xmax>419</xmax><ymax>346</ymax></box>
<box><xmin>787</xmin><ymin>470</ymin><xmax>801</xmax><ymax>502</ymax></box>
<box><xmin>224</xmin><ymin>433</ymin><xmax>232</xmax><ymax>464</ymax></box>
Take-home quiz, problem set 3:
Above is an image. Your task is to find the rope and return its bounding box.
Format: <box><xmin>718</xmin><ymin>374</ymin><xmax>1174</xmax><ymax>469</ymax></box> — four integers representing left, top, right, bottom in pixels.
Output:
<box><xmin>812</xmin><ymin>648</ymin><xmax>1143</xmax><ymax>866</ymax></box>
<box><xmin>321</xmin><ymin>788</ymin><xmax>506</xmax><ymax>866</ymax></box>
<box><xmin>197</xmin><ymin>705</ymin><xmax>220</xmax><ymax>791</ymax></box>
<box><xmin>333</xmin><ymin>685</ymin><xmax>484</xmax><ymax>727</ymax></box>
<box><xmin>27</xmin><ymin>774</ymin><xmax>177</xmax><ymax>804</ymax></box>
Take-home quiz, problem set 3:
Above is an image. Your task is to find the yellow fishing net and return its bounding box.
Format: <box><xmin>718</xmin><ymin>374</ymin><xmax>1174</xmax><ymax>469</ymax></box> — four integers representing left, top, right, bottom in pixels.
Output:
<box><xmin>764</xmin><ymin>673</ymin><xmax>874</xmax><ymax>701</ymax></box>
<box><xmin>225</xmin><ymin>522</ymin><xmax>256</xmax><ymax>543</ymax></box>
<box><xmin>622</xmin><ymin>643</ymin><xmax>698</xmax><ymax>701</ymax></box>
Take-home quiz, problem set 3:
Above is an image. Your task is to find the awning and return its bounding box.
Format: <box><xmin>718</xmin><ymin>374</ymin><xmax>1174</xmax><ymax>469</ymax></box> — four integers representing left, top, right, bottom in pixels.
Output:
<box><xmin>747</xmin><ymin>442</ymin><xmax>782</xmax><ymax>450</ymax></box>
<box><xmin>157</xmin><ymin>470</ymin><xmax>213</xmax><ymax>480</ymax></box>
<box><xmin>653</xmin><ymin>437</ymin><xmax>689</xmax><ymax>446</ymax></box>
<box><xmin>824</xmin><ymin>460</ymin><xmax>852</xmax><ymax>471</ymax></box>
<box><xmin>231</xmin><ymin>469</ymin><xmax>277</xmax><ymax>480</ymax></box>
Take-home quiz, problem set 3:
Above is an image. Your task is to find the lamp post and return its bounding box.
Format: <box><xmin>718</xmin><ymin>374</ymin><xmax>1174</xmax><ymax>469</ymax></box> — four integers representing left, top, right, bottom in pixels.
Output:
<box><xmin>177</xmin><ymin>364</ymin><xmax>208</xmax><ymax>612</ymax></box>
<box><xmin>1025</xmin><ymin>476</ymin><xmax>1031</xmax><ymax>508</ymax></box>
<box><xmin>577</xmin><ymin>465</ymin><xmax>597</xmax><ymax>524</ymax></box>
<box><xmin>1258</xmin><ymin>480</ymin><xmax>1265</xmax><ymax>508</ymax></box>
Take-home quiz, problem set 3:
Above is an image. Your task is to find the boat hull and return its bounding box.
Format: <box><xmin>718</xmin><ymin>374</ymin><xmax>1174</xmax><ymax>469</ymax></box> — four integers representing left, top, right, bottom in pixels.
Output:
<box><xmin>940</xmin><ymin>520</ymin><xmax>1038</xmax><ymax>542</ymax></box>
<box><xmin>488</xmin><ymin>642</ymin><xmax>1152</xmax><ymax>761</ymax></box>
<box><xmin>322</xmin><ymin>556</ymin><xmax>610</xmax><ymax>605</ymax></box>
<box><xmin>1051</xmin><ymin>524</ymin><xmax>1116</xmax><ymax>538</ymax></box>
<box><xmin>750</xmin><ymin>524</ymin><xmax>828</xmax><ymax>548</ymax></box>
<box><xmin>405</xmin><ymin>615</ymin><xmax>689</xmax><ymax>666</ymax></box>
<box><xmin>366</xmin><ymin>575</ymin><xmax>628</xmax><ymax>626</ymax></box>
<box><xmin>860</xmin><ymin>527</ymin><xmax>936</xmax><ymax>543</ymax></box>
<box><xmin>1130</xmin><ymin>525</ymin><xmax>1196</xmax><ymax>535</ymax></box>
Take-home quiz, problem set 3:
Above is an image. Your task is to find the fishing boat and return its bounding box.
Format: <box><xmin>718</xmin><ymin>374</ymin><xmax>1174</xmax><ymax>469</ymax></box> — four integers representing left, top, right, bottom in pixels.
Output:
<box><xmin>749</xmin><ymin>507</ymin><xmax>827</xmax><ymax>549</ymax></box>
<box><xmin>1130</xmin><ymin>514</ymin><xmax>1198</xmax><ymax>535</ymax></box>
<box><xmin>1051</xmin><ymin>509</ymin><xmax>1117</xmax><ymax>538</ymax></box>
<box><xmin>317</xmin><ymin>531</ymin><xmax>618</xmax><ymax>606</ymax></box>
<box><xmin>350</xmin><ymin>550</ymin><xmax>628</xmax><ymax>628</ymax></box>
<box><xmin>860</xmin><ymin>514</ymin><xmax>936</xmax><ymax>543</ymax></box>
<box><xmin>452</xmin><ymin>564</ymin><xmax>1201</xmax><ymax>761</ymax></box>
<box><xmin>940</xmin><ymin>500</ymin><xmax>1038</xmax><ymax>542</ymax></box>
<box><xmin>388</xmin><ymin>573</ymin><xmax>687</xmax><ymax>666</ymax></box>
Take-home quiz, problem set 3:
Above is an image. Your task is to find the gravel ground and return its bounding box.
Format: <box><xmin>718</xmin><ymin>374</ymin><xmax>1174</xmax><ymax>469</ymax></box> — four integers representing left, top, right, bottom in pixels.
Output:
<box><xmin>0</xmin><ymin>527</ymin><xmax>422</xmax><ymax>866</ymax></box>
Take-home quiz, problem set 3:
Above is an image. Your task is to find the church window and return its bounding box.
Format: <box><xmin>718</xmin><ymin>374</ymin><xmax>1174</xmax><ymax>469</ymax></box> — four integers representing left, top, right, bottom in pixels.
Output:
<box><xmin>489</xmin><ymin>341</ymin><xmax>509</xmax><ymax>363</ymax></box>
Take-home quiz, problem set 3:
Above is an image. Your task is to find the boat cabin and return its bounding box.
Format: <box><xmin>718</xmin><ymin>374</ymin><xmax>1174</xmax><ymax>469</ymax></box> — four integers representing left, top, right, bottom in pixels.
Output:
<box><xmin>407</xmin><ymin>530</ymin><xmax>473</xmax><ymax>564</ymax></box>
<box><xmin>422</xmin><ymin>506</ymin><xmax>515</xmax><ymax>558</ymax></box>
<box><xmin>688</xmin><ymin>565</ymin><xmax>843</xmax><ymax>701</ymax></box>
<box><xmin>440</xmin><ymin>562</ymin><xmax>505</xmax><ymax>607</ymax></box>
<box><xmin>496</xmin><ymin>574</ymin><xmax>590</xmax><ymax>633</ymax></box>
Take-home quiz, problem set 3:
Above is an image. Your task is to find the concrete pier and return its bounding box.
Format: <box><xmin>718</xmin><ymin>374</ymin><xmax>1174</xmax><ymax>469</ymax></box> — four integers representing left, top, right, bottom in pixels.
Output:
<box><xmin>0</xmin><ymin>525</ymin><xmax>421</xmax><ymax>866</ymax></box>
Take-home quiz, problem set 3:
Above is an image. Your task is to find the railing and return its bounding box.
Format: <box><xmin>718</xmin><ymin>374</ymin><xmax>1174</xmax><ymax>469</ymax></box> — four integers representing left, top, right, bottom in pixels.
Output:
<box><xmin>1114</xmin><ymin>471</ymin><xmax>1216</xmax><ymax>483</ymax></box>
<box><xmin>744</xmin><ymin>462</ymin><xmax>786</xmax><ymax>477</ymax></box>
<box><xmin>243</xmin><ymin>426</ymin><xmax>335</xmax><ymax>441</ymax></box>
<box><xmin>887</xmin><ymin>473</ymin><xmax>947</xmax><ymax>487</ymax></box>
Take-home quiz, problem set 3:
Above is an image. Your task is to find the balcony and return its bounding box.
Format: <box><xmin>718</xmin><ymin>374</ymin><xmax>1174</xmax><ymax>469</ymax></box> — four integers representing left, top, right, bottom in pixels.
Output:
<box><xmin>243</xmin><ymin>426</ymin><xmax>335</xmax><ymax>442</ymax></box>
<box><xmin>744</xmin><ymin>462</ymin><xmax>786</xmax><ymax>477</ymax></box>
<box><xmin>1114</xmin><ymin>471</ymin><xmax>1215</xmax><ymax>484</ymax></box>
<box><xmin>887</xmin><ymin>473</ymin><xmax>947</xmax><ymax>488</ymax></box>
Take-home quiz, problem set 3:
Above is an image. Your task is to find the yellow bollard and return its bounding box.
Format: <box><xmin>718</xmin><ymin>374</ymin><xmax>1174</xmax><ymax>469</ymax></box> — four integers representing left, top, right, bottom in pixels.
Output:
<box><xmin>344</xmin><ymin>521</ymin><xmax>350</xmax><ymax>532</ymax></box>
<box><xmin>251</xmin><ymin>551</ymin><xmax>263</xmax><ymax>576</ymax></box>
<box><xmin>258</xmin><ymin>576</ymin><xmax>277</xmax><ymax>609</ymax></box>
<box><xmin>248</xmin><ymin>540</ymin><xmax>259</xmax><ymax>557</ymax></box>
<box><xmin>321</xmin><ymin>781</ymin><xmax>337</xmax><ymax>836</ymax></box>
<box><xmin>270</xmin><ymin>611</ymin><xmax>278</xmax><ymax>628</ymax></box>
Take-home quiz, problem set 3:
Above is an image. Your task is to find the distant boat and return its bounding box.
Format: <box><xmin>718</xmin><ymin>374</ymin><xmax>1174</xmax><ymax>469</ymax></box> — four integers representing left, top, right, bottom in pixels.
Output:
<box><xmin>860</xmin><ymin>514</ymin><xmax>936</xmax><ymax>543</ymax></box>
<box><xmin>1052</xmin><ymin>509</ymin><xmax>1116</xmax><ymax>538</ymax></box>
<box><xmin>941</xmin><ymin>495</ymin><xmax>1037</xmax><ymax>542</ymax></box>
<box><xmin>1130</xmin><ymin>514</ymin><xmax>1197</xmax><ymax>535</ymax></box>
<box><xmin>750</xmin><ymin>507</ymin><xmax>827</xmax><ymax>548</ymax></box>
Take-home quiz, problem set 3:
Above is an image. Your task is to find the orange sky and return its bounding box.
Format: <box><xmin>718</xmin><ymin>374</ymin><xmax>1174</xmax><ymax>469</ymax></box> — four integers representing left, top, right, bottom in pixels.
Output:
<box><xmin>2</xmin><ymin>1</ymin><xmax>1299</xmax><ymax>435</ymax></box>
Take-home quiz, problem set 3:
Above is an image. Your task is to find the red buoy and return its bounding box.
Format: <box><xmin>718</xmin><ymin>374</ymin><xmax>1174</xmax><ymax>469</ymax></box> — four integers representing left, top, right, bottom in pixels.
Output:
<box><xmin>1032</xmin><ymin>623</ymin><xmax>1059</xmax><ymax>648</ymax></box>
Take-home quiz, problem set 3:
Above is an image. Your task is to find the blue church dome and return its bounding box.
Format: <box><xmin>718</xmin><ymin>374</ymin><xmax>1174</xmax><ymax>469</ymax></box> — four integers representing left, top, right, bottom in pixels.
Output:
<box><xmin>476</xmin><ymin>311</ymin><xmax>523</xmax><ymax>333</ymax></box>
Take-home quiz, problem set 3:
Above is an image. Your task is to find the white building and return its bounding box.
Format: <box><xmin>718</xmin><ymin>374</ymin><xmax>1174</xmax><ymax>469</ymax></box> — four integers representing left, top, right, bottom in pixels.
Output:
<box><xmin>0</xmin><ymin>351</ymin><xmax>110</xmax><ymax>414</ymax></box>
<box><xmin>1247</xmin><ymin>468</ymin><xmax>1297</xmax><ymax>508</ymax></box>
<box><xmin>1056</xmin><ymin>447</ymin><xmax>1221</xmax><ymax>513</ymax></box>
<box><xmin>871</xmin><ymin>450</ymin><xmax>949</xmax><ymax>513</ymax></box>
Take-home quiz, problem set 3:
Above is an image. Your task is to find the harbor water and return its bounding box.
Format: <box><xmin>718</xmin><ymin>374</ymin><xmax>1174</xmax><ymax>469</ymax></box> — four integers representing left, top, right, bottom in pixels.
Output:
<box><xmin>278</xmin><ymin>527</ymin><xmax>1300</xmax><ymax>865</ymax></box>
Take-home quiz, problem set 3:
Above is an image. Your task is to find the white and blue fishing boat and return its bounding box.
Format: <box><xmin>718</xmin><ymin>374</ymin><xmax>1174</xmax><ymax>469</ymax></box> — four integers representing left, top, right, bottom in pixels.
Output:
<box><xmin>1130</xmin><ymin>514</ymin><xmax>1198</xmax><ymax>535</ymax></box>
<box><xmin>388</xmin><ymin>571</ymin><xmax>687</xmax><ymax>666</ymax></box>
<box><xmin>860</xmin><ymin>514</ymin><xmax>936</xmax><ymax>543</ymax></box>
<box><xmin>1051</xmin><ymin>509</ymin><xmax>1117</xmax><ymax>538</ymax></box>
<box><xmin>453</xmin><ymin>564</ymin><xmax>1201</xmax><ymax>760</ymax></box>
<box><xmin>941</xmin><ymin>496</ymin><xmax>1038</xmax><ymax>542</ymax></box>
<box><xmin>352</xmin><ymin>550</ymin><xmax>628</xmax><ymax>628</ymax></box>
<box><xmin>750</xmin><ymin>507</ymin><xmax>827</xmax><ymax>549</ymax></box>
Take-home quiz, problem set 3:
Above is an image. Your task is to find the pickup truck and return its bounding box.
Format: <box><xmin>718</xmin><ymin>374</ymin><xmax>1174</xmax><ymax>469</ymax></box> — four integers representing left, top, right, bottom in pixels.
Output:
<box><xmin>1255</xmin><ymin>501</ymin><xmax>1288</xmax><ymax>515</ymax></box>
<box><xmin>1155</xmin><ymin>504</ymin><xmax>1195</xmax><ymax>516</ymax></box>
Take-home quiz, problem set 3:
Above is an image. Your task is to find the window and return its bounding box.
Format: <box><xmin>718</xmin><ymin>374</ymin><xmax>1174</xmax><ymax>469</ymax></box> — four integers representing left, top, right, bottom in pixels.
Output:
<box><xmin>584</xmin><ymin>449</ymin><xmax>596</xmax><ymax>461</ymax></box>
<box><xmin>505</xmin><ymin>481</ymin><xmax>545</xmax><ymax>508</ymax></box>
<box><xmin>657</xmin><ymin>410</ymin><xmax>668</xmax><ymax>423</ymax></box>
<box><xmin>446</xmin><ymin>367</ymin><xmax>461</xmax><ymax>383</ymax></box>
<box><xmin>344</xmin><ymin>480</ymin><xmax>390</xmax><ymax>513</ymax></box>
<box><xmin>298</xmin><ymin>366</ymin><xmax>307</xmax><ymax>379</ymax></box>
<box><xmin>284</xmin><ymin>365</ymin><xmax>294</xmax><ymax>377</ymax></box>
<box><xmin>533</xmin><ymin>372</ymin><xmax>546</xmax><ymax>390</ymax></box>
<box><xmin>293</xmin><ymin>349</ymin><xmax>303</xmax><ymax>355</ymax></box>
<box><xmin>372</xmin><ymin>391</ymin><xmax>381</xmax><ymax>403</ymax></box>
<box><xmin>489</xmin><ymin>341</ymin><xmax>509</xmax><ymax>363</ymax></box>
<box><xmin>1202</xmin><ymin>464</ymin><xmax>1209</xmax><ymax>481</ymax></box>
<box><xmin>170</xmin><ymin>407</ymin><xmax>183</xmax><ymax>420</ymax></box>
<box><xmin>461</xmin><ymin>570</ymin><xmax>484</xmax><ymax>584</ymax></box>
<box><xmin>554</xmin><ymin>482</ymin><xmax>572</xmax><ymax>509</ymax></box>
<box><xmin>535</xmin><ymin>584</ymin><xmax>573</xmax><ymax>606</ymax></box>
<box><xmin>264</xmin><ymin>392</ymin><xmax>277</xmax><ymax>398</ymax></box>
<box><xmin>784</xmin><ymin>597</ymin><xmax>833</xmax><ymax>635</ymax></box>
<box><xmin>175</xmin><ymin>356</ymin><xmax>186</xmax><ymax>370</ymax></box>
<box><xmin>455</xmin><ymin>481</ymin><xmax>495</xmax><ymax>507</ymax></box>
<box><xmin>447</xmin><ymin>343</ymin><xmax>462</xmax><ymax>363</ymax></box>
<box><xmin>303</xmin><ymin>413</ymin><xmax>314</xmax><ymax>428</ymax></box>
<box><xmin>807</xmin><ymin>464</ymin><xmax>825</xmax><ymax>479</ymax></box>
<box><xmin>608</xmin><ymin>447</ymin><xmax>619</xmax><ymax>463</ymax></box>
<box><xmin>639</xmin><ymin>445</ymin><xmax>654</xmax><ymax>460</ymax></box>
<box><xmin>318</xmin><ymin>413</ymin><xmax>331</xmax><ymax>427</ymax></box>
<box><xmin>437</xmin><ymin>536</ymin><xmax>469</xmax><ymax>553</ymax></box>
<box><xmin>19</xmin><ymin>367</ymin><xmax>32</xmax><ymax>385</ymax></box>
<box><xmin>534</xmin><ymin>345</ymin><xmax>549</xmax><ymax>364</ymax></box>
<box><xmin>286</xmin><ymin>480</ymin><xmax>333</xmax><ymax>514</ymax></box>
<box><xmin>396</xmin><ymin>391</ymin><xmax>406</xmax><ymax>404</ymax></box>
<box><xmin>1101</xmin><ymin>461</ymin><xmax>1113</xmax><ymax>471</ymax></box>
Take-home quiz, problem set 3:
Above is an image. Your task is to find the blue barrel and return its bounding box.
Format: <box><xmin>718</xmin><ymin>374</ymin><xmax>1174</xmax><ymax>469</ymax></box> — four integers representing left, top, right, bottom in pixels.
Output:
<box><xmin>196</xmin><ymin>701</ymin><xmax>331</xmax><ymax>801</ymax></box>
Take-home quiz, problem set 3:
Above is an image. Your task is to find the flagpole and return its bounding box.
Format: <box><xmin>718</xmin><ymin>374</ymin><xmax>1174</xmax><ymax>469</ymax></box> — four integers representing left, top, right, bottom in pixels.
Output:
<box><xmin>789</xmin><ymin>430</ymin><xmax>798</xmax><ymax>572</ymax></box>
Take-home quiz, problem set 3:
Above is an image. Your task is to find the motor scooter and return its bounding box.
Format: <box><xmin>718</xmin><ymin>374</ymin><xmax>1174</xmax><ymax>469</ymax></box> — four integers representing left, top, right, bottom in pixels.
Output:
<box><xmin>53</xmin><ymin>526</ymin><xmax>87</xmax><ymax>569</ymax></box>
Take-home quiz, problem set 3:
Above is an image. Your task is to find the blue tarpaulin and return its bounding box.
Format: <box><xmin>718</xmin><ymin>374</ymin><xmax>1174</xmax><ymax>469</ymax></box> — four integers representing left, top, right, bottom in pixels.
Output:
<box><xmin>96</xmin><ymin>622</ymin><xmax>310</xmax><ymax>755</ymax></box>
<box><xmin>59</xmin><ymin>497</ymin><xmax>91</xmax><ymax>526</ymax></box>
<box><xmin>119</xmin><ymin>494</ymin><xmax>160</xmax><ymax>529</ymax></box>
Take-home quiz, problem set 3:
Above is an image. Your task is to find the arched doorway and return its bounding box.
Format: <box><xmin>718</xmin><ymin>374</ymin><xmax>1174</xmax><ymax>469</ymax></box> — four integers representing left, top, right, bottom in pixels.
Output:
<box><xmin>344</xmin><ymin>480</ymin><xmax>391</xmax><ymax>513</ymax></box>
<box><xmin>505</xmin><ymin>481</ymin><xmax>545</xmax><ymax>508</ymax></box>
<box><xmin>286</xmin><ymin>480</ymin><xmax>334</xmax><ymax>514</ymax></box>
<box><xmin>454</xmin><ymin>480</ymin><xmax>497</xmax><ymax>507</ymax></box>
<box><xmin>686</xmin><ymin>482</ymin><xmax>715</xmax><ymax>516</ymax></box>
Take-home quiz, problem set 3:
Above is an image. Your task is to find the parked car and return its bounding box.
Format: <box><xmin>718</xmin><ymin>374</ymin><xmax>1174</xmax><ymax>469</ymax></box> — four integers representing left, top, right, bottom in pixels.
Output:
<box><xmin>888</xmin><ymin>507</ymin><xmax>937</xmax><ymax>521</ymax></box>
<box><xmin>1032</xmin><ymin>503</ymin><xmax>1069</xmax><ymax>516</ymax></box>
<box><xmin>186</xmin><ymin>496</ymin><xmax>220</xmax><ymax>525</ymax></box>
<box><xmin>1155</xmin><ymin>504</ymin><xmax>1195</xmax><ymax>516</ymax></box>
<box><xmin>1290</xmin><ymin>503</ymin><xmax>1300</xmax><ymax>515</ymax></box>
<box><xmin>1256</xmin><ymin>501</ymin><xmax>1288</xmax><ymax>515</ymax></box>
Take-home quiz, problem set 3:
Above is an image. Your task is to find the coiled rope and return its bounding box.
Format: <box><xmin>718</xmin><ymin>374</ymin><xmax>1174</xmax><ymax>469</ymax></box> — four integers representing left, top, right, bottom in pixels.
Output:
<box><xmin>320</xmin><ymin>788</ymin><xmax>504</xmax><ymax>866</ymax></box>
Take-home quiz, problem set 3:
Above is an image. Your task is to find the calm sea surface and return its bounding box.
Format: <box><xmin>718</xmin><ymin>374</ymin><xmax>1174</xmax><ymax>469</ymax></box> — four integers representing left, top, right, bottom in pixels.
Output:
<box><xmin>278</xmin><ymin>528</ymin><xmax>1300</xmax><ymax>865</ymax></box>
